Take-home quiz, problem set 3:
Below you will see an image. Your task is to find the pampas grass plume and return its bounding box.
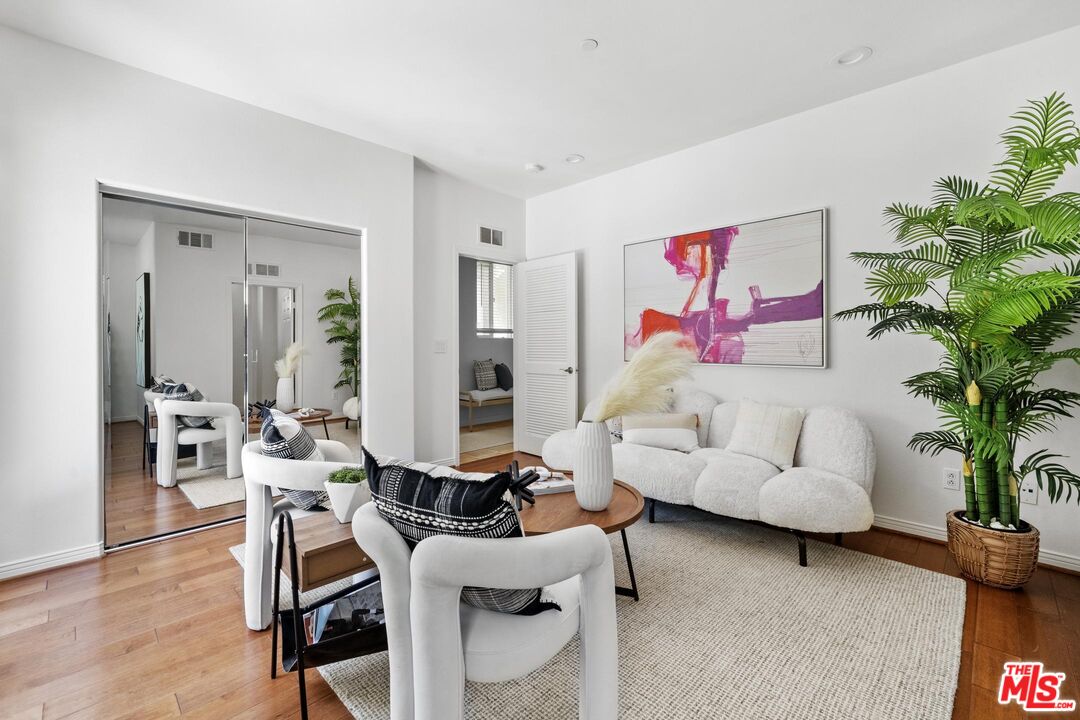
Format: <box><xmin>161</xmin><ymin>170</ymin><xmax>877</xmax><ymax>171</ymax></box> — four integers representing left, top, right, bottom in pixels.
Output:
<box><xmin>275</xmin><ymin>342</ymin><xmax>304</xmax><ymax>378</ymax></box>
<box><xmin>594</xmin><ymin>332</ymin><xmax>695</xmax><ymax>422</ymax></box>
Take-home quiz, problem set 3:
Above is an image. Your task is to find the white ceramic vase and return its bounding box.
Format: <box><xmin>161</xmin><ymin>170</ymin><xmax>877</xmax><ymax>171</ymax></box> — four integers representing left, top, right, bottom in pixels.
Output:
<box><xmin>574</xmin><ymin>420</ymin><xmax>614</xmax><ymax>511</ymax></box>
<box><xmin>276</xmin><ymin>376</ymin><xmax>295</xmax><ymax>412</ymax></box>
<box><xmin>324</xmin><ymin>480</ymin><xmax>371</xmax><ymax>524</ymax></box>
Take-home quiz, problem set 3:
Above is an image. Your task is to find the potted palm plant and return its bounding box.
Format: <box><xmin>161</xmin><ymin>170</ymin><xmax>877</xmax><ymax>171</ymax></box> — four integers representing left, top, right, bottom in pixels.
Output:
<box><xmin>837</xmin><ymin>93</ymin><xmax>1080</xmax><ymax>588</ymax></box>
<box><xmin>318</xmin><ymin>276</ymin><xmax>361</xmax><ymax>419</ymax></box>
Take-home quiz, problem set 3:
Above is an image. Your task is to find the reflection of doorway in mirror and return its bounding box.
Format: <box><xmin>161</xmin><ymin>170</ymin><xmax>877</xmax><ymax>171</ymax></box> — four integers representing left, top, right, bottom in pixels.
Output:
<box><xmin>231</xmin><ymin>282</ymin><xmax>298</xmax><ymax>414</ymax></box>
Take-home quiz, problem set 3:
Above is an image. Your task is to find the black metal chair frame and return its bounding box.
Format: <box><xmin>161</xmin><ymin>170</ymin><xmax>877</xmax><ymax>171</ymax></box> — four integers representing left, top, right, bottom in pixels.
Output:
<box><xmin>270</xmin><ymin>512</ymin><xmax>387</xmax><ymax>720</ymax></box>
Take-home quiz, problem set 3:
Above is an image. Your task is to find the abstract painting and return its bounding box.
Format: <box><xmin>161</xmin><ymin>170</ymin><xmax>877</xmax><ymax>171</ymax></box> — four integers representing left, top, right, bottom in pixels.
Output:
<box><xmin>135</xmin><ymin>272</ymin><xmax>151</xmax><ymax>387</ymax></box>
<box><xmin>624</xmin><ymin>209</ymin><xmax>826</xmax><ymax>367</ymax></box>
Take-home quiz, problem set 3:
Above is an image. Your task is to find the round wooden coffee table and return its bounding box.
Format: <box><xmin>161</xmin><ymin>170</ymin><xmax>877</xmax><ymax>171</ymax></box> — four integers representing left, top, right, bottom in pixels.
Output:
<box><xmin>519</xmin><ymin>479</ymin><xmax>645</xmax><ymax>600</ymax></box>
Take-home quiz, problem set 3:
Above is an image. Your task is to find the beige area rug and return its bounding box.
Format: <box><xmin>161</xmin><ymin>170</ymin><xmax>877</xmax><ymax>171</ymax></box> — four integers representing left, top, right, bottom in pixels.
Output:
<box><xmin>459</xmin><ymin>423</ymin><xmax>513</xmax><ymax>453</ymax></box>
<box><xmin>231</xmin><ymin>507</ymin><xmax>966</xmax><ymax>719</ymax></box>
<box><xmin>176</xmin><ymin>422</ymin><xmax>362</xmax><ymax>509</ymax></box>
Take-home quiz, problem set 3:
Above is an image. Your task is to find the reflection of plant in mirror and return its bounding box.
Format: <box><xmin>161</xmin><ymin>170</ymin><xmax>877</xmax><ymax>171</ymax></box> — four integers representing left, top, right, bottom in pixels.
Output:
<box><xmin>318</xmin><ymin>276</ymin><xmax>361</xmax><ymax>397</ymax></box>
<box><xmin>274</xmin><ymin>342</ymin><xmax>304</xmax><ymax>378</ymax></box>
<box><xmin>327</xmin><ymin>467</ymin><xmax>367</xmax><ymax>484</ymax></box>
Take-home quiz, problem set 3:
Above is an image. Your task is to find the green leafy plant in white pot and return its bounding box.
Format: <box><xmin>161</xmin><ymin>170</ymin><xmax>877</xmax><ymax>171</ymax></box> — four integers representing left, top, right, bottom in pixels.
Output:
<box><xmin>837</xmin><ymin>93</ymin><xmax>1080</xmax><ymax>588</ymax></box>
<box><xmin>325</xmin><ymin>467</ymin><xmax>370</xmax><ymax>524</ymax></box>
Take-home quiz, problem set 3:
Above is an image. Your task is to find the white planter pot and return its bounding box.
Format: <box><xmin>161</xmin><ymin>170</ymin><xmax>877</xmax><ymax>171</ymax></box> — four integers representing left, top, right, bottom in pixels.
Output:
<box><xmin>324</xmin><ymin>480</ymin><xmax>371</xmax><ymax>524</ymax></box>
<box><xmin>276</xmin><ymin>376</ymin><xmax>295</xmax><ymax>412</ymax></box>
<box><xmin>573</xmin><ymin>420</ymin><xmax>614</xmax><ymax>511</ymax></box>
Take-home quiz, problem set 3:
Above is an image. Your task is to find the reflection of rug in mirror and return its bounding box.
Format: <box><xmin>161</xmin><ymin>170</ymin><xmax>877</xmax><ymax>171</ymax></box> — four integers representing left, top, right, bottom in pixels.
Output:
<box><xmin>459</xmin><ymin>423</ymin><xmax>513</xmax><ymax>452</ymax></box>
<box><xmin>177</xmin><ymin>422</ymin><xmax>362</xmax><ymax>509</ymax></box>
<box><xmin>176</xmin><ymin>443</ymin><xmax>246</xmax><ymax>509</ymax></box>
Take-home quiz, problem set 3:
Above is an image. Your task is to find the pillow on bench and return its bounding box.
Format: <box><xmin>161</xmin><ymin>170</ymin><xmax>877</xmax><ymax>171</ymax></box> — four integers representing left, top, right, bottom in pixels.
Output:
<box><xmin>363</xmin><ymin>448</ymin><xmax>559</xmax><ymax>616</ymax></box>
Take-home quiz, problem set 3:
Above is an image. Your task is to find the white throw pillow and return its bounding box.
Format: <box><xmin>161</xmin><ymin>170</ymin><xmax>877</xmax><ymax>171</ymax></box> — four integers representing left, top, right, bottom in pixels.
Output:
<box><xmin>725</xmin><ymin>399</ymin><xmax>805</xmax><ymax>469</ymax></box>
<box><xmin>622</xmin><ymin>413</ymin><xmax>700</xmax><ymax>453</ymax></box>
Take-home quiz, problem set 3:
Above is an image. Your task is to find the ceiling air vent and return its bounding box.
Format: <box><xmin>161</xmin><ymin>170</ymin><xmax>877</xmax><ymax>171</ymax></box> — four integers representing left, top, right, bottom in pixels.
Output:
<box><xmin>479</xmin><ymin>225</ymin><xmax>504</xmax><ymax>247</ymax></box>
<box><xmin>178</xmin><ymin>230</ymin><xmax>213</xmax><ymax>249</ymax></box>
<box><xmin>248</xmin><ymin>262</ymin><xmax>281</xmax><ymax>278</ymax></box>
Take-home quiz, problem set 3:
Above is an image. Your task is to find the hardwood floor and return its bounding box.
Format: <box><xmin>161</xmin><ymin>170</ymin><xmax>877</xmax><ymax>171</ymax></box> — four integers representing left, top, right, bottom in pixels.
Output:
<box><xmin>105</xmin><ymin>421</ymin><xmax>245</xmax><ymax>546</ymax></box>
<box><xmin>4</xmin><ymin>450</ymin><xmax>1077</xmax><ymax>719</ymax></box>
<box><xmin>458</xmin><ymin>419</ymin><xmax>514</xmax><ymax>464</ymax></box>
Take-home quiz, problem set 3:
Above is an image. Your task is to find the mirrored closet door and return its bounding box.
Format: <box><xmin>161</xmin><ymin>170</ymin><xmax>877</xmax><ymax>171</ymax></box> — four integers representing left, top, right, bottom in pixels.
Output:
<box><xmin>100</xmin><ymin>194</ymin><xmax>362</xmax><ymax>548</ymax></box>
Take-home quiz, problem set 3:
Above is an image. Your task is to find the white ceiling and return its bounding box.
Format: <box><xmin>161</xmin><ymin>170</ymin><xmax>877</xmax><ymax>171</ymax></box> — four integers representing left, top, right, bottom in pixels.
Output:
<box><xmin>6</xmin><ymin>1</ymin><xmax>1080</xmax><ymax>198</ymax></box>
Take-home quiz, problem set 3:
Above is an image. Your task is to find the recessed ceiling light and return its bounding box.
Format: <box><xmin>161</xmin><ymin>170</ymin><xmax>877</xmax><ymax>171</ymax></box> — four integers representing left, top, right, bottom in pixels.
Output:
<box><xmin>580</xmin><ymin>38</ymin><xmax>599</xmax><ymax>52</ymax></box>
<box><xmin>524</xmin><ymin>162</ymin><xmax>545</xmax><ymax>173</ymax></box>
<box><xmin>565</xmin><ymin>154</ymin><xmax>585</xmax><ymax>164</ymax></box>
<box><xmin>834</xmin><ymin>46</ymin><xmax>873</xmax><ymax>67</ymax></box>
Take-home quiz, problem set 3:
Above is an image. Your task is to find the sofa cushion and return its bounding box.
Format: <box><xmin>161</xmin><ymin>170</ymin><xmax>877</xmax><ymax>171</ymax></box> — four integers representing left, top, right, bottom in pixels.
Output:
<box><xmin>612</xmin><ymin>442</ymin><xmax>705</xmax><ymax>505</ymax></box>
<box><xmin>541</xmin><ymin>429</ymin><xmax>577</xmax><ymax>471</ymax></box>
<box><xmin>794</xmin><ymin>406</ymin><xmax>876</xmax><ymax>493</ymax></box>
<box><xmin>758</xmin><ymin>467</ymin><xmax>874</xmax><ymax>533</ymax></box>
<box><xmin>726</xmin><ymin>399</ymin><xmax>805</xmax><ymax>469</ymax></box>
<box><xmin>670</xmin><ymin>385</ymin><xmax>719</xmax><ymax>448</ymax></box>
<box><xmin>705</xmin><ymin>401</ymin><xmax>739</xmax><ymax>448</ymax></box>
<box><xmin>623</xmin><ymin>413</ymin><xmax>699</xmax><ymax>452</ymax></box>
<box><xmin>460</xmin><ymin>576</ymin><xmax>580</xmax><ymax>683</ymax></box>
<box><xmin>690</xmin><ymin>449</ymin><xmax>781</xmax><ymax>521</ymax></box>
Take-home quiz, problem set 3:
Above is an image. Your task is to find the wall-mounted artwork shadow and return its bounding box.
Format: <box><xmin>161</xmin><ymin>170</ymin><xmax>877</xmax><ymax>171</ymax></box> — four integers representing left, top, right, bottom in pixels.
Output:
<box><xmin>624</xmin><ymin>209</ymin><xmax>826</xmax><ymax>367</ymax></box>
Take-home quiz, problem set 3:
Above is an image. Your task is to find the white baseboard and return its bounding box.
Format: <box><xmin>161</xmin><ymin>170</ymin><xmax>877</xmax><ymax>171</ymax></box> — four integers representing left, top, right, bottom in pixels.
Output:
<box><xmin>109</xmin><ymin>415</ymin><xmax>139</xmax><ymax>423</ymax></box>
<box><xmin>874</xmin><ymin>514</ymin><xmax>1080</xmax><ymax>574</ymax></box>
<box><xmin>428</xmin><ymin>457</ymin><xmax>457</xmax><ymax>467</ymax></box>
<box><xmin>0</xmin><ymin>542</ymin><xmax>104</xmax><ymax>581</ymax></box>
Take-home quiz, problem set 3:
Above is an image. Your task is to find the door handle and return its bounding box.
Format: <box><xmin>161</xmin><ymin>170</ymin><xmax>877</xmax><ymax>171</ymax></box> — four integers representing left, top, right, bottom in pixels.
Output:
<box><xmin>561</xmin><ymin>367</ymin><xmax>575</xmax><ymax>374</ymax></box>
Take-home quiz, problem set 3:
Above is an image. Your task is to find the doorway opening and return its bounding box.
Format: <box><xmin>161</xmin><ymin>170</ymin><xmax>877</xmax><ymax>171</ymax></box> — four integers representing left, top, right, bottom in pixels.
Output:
<box><xmin>457</xmin><ymin>255</ymin><xmax>515</xmax><ymax>464</ymax></box>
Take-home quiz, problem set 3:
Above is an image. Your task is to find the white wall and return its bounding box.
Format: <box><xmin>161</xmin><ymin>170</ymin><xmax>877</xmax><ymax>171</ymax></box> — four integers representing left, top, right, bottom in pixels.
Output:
<box><xmin>525</xmin><ymin>27</ymin><xmax>1080</xmax><ymax>569</ymax></box>
<box><xmin>247</xmin><ymin>233</ymin><xmax>364</xmax><ymax>413</ymax></box>
<box><xmin>413</xmin><ymin>164</ymin><xmax>525</xmax><ymax>463</ymax></box>
<box><xmin>0</xmin><ymin>25</ymin><xmax>414</xmax><ymax>573</ymax></box>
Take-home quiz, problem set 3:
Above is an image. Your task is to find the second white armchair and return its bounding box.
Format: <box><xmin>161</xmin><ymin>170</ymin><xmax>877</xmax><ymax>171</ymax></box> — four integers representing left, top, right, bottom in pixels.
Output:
<box><xmin>351</xmin><ymin>502</ymin><xmax>619</xmax><ymax>720</ymax></box>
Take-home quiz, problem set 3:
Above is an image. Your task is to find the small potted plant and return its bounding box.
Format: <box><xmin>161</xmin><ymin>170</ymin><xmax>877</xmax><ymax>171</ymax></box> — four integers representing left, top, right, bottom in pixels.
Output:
<box><xmin>324</xmin><ymin>466</ymin><xmax>370</xmax><ymax>524</ymax></box>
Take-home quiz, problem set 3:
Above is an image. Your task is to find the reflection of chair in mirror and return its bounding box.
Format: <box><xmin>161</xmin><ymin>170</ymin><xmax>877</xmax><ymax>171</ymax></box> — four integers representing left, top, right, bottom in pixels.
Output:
<box><xmin>241</xmin><ymin>439</ymin><xmax>360</xmax><ymax>630</ymax></box>
<box><xmin>153</xmin><ymin>397</ymin><xmax>244</xmax><ymax>488</ymax></box>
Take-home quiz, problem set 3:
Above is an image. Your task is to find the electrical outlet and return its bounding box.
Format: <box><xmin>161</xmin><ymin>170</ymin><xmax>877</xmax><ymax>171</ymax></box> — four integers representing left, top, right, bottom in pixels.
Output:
<box><xmin>1020</xmin><ymin>483</ymin><xmax>1038</xmax><ymax>506</ymax></box>
<box><xmin>942</xmin><ymin>468</ymin><xmax>961</xmax><ymax>491</ymax></box>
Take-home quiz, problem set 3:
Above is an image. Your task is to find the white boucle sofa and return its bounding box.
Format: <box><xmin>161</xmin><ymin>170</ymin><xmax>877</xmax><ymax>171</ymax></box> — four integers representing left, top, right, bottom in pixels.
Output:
<box><xmin>541</xmin><ymin>386</ymin><xmax>876</xmax><ymax>565</ymax></box>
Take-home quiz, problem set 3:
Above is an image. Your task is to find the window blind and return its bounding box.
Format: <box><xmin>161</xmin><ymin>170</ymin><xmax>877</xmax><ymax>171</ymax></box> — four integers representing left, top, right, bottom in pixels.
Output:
<box><xmin>476</xmin><ymin>260</ymin><xmax>513</xmax><ymax>338</ymax></box>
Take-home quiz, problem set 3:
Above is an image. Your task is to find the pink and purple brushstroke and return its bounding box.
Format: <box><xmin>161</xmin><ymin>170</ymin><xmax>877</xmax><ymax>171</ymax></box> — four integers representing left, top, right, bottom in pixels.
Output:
<box><xmin>630</xmin><ymin>225</ymin><xmax>823</xmax><ymax>364</ymax></box>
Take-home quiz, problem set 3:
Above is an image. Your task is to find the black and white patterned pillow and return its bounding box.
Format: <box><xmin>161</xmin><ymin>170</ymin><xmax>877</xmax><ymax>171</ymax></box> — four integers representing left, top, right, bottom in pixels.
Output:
<box><xmin>150</xmin><ymin>374</ymin><xmax>174</xmax><ymax>393</ymax></box>
<box><xmin>260</xmin><ymin>408</ymin><xmax>329</xmax><ymax>511</ymax></box>
<box><xmin>162</xmin><ymin>382</ymin><xmax>213</xmax><ymax>428</ymax></box>
<box><xmin>363</xmin><ymin>448</ymin><xmax>559</xmax><ymax>616</ymax></box>
<box><xmin>474</xmin><ymin>359</ymin><xmax>497</xmax><ymax>391</ymax></box>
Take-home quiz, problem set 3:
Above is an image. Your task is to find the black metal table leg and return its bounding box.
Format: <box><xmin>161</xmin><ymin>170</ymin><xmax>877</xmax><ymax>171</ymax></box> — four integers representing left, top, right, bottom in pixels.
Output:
<box><xmin>614</xmin><ymin>529</ymin><xmax>639</xmax><ymax>601</ymax></box>
<box><xmin>321</xmin><ymin>417</ymin><xmax>330</xmax><ymax>440</ymax></box>
<box><xmin>271</xmin><ymin>517</ymin><xmax>285</xmax><ymax>679</ymax></box>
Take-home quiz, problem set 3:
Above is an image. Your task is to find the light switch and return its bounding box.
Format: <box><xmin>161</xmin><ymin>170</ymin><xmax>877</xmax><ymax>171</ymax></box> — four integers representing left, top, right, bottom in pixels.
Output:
<box><xmin>433</xmin><ymin>339</ymin><xmax>448</xmax><ymax>354</ymax></box>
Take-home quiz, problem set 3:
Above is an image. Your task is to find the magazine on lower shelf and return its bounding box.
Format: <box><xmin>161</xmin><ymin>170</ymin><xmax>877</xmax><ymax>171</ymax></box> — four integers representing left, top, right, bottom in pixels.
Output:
<box><xmin>303</xmin><ymin>582</ymin><xmax>385</xmax><ymax>645</ymax></box>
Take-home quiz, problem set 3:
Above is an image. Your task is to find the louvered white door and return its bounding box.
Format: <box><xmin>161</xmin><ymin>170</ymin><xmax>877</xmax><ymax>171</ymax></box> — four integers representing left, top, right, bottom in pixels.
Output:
<box><xmin>513</xmin><ymin>252</ymin><xmax>578</xmax><ymax>455</ymax></box>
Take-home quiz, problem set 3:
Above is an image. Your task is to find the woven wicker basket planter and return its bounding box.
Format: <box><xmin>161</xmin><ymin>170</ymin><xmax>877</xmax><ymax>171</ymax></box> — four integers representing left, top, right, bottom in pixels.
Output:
<box><xmin>945</xmin><ymin>510</ymin><xmax>1039</xmax><ymax>589</ymax></box>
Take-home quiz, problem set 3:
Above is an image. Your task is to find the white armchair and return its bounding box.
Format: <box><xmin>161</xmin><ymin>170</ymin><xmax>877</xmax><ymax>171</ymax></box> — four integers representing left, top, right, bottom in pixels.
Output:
<box><xmin>352</xmin><ymin>503</ymin><xmax>619</xmax><ymax>720</ymax></box>
<box><xmin>241</xmin><ymin>439</ymin><xmax>363</xmax><ymax>631</ymax></box>
<box><xmin>153</xmin><ymin>397</ymin><xmax>244</xmax><ymax>488</ymax></box>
